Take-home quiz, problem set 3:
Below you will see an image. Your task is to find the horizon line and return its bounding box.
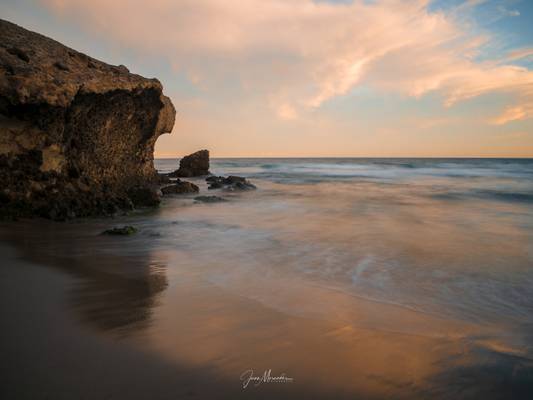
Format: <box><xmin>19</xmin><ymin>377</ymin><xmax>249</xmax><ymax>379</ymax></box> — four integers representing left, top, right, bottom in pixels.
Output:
<box><xmin>155</xmin><ymin>155</ymin><xmax>533</xmax><ymax>159</ymax></box>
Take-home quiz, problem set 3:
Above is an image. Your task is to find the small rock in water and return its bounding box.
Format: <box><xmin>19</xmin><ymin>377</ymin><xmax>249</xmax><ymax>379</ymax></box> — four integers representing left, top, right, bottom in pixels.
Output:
<box><xmin>161</xmin><ymin>180</ymin><xmax>199</xmax><ymax>195</ymax></box>
<box><xmin>169</xmin><ymin>150</ymin><xmax>210</xmax><ymax>177</ymax></box>
<box><xmin>194</xmin><ymin>195</ymin><xmax>227</xmax><ymax>203</ymax></box>
<box><xmin>207</xmin><ymin>181</ymin><xmax>223</xmax><ymax>189</ymax></box>
<box><xmin>226</xmin><ymin>176</ymin><xmax>247</xmax><ymax>184</ymax></box>
<box><xmin>206</xmin><ymin>175</ymin><xmax>256</xmax><ymax>191</ymax></box>
<box><xmin>102</xmin><ymin>226</ymin><xmax>137</xmax><ymax>235</ymax></box>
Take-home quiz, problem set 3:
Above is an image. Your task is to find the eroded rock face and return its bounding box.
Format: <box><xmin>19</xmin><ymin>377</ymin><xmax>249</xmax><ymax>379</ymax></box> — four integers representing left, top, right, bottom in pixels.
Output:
<box><xmin>170</xmin><ymin>149</ymin><xmax>209</xmax><ymax>177</ymax></box>
<box><xmin>0</xmin><ymin>19</ymin><xmax>176</xmax><ymax>219</ymax></box>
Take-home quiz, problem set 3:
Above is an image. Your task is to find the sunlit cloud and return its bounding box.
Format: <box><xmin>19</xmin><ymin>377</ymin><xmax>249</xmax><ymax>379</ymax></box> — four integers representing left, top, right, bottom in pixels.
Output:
<box><xmin>276</xmin><ymin>103</ymin><xmax>298</xmax><ymax>121</ymax></box>
<box><xmin>491</xmin><ymin>101</ymin><xmax>533</xmax><ymax>125</ymax></box>
<box><xmin>41</xmin><ymin>0</ymin><xmax>532</xmax><ymax>125</ymax></box>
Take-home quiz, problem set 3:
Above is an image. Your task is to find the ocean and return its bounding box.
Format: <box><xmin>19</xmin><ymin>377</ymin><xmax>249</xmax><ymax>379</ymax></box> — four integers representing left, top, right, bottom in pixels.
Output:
<box><xmin>166</xmin><ymin>157</ymin><xmax>533</xmax><ymax>327</ymax></box>
<box><xmin>1</xmin><ymin>157</ymin><xmax>533</xmax><ymax>399</ymax></box>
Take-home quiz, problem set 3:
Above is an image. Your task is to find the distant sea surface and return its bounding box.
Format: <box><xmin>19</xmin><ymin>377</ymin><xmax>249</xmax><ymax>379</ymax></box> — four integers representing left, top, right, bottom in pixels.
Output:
<box><xmin>1</xmin><ymin>157</ymin><xmax>533</xmax><ymax>399</ymax></box>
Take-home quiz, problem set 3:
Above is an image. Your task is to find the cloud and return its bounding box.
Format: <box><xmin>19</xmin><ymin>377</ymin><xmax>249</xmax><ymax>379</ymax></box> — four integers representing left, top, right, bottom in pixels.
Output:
<box><xmin>497</xmin><ymin>5</ymin><xmax>520</xmax><ymax>17</ymax></box>
<box><xmin>505</xmin><ymin>48</ymin><xmax>533</xmax><ymax>63</ymax></box>
<box><xmin>276</xmin><ymin>103</ymin><xmax>298</xmax><ymax>120</ymax></box>
<box><xmin>491</xmin><ymin>101</ymin><xmax>533</xmax><ymax>125</ymax></box>
<box><xmin>41</xmin><ymin>0</ymin><xmax>533</xmax><ymax>123</ymax></box>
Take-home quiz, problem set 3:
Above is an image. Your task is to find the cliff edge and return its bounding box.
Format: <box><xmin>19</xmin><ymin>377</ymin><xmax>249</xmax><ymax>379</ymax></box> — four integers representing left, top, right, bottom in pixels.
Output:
<box><xmin>0</xmin><ymin>19</ymin><xmax>176</xmax><ymax>219</ymax></box>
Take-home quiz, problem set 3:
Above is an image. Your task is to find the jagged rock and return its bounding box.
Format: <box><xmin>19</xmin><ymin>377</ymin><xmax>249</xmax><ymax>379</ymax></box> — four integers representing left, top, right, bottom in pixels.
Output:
<box><xmin>161</xmin><ymin>181</ymin><xmax>199</xmax><ymax>195</ymax></box>
<box><xmin>206</xmin><ymin>175</ymin><xmax>256</xmax><ymax>191</ymax></box>
<box><xmin>194</xmin><ymin>195</ymin><xmax>227</xmax><ymax>203</ymax></box>
<box><xmin>102</xmin><ymin>226</ymin><xmax>137</xmax><ymax>235</ymax></box>
<box><xmin>169</xmin><ymin>150</ymin><xmax>209</xmax><ymax>177</ymax></box>
<box><xmin>0</xmin><ymin>19</ymin><xmax>176</xmax><ymax>220</ymax></box>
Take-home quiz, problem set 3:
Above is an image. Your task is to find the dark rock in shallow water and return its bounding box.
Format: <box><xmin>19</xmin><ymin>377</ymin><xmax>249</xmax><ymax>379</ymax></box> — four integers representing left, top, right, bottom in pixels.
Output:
<box><xmin>205</xmin><ymin>175</ymin><xmax>220</xmax><ymax>183</ymax></box>
<box><xmin>102</xmin><ymin>226</ymin><xmax>137</xmax><ymax>235</ymax></box>
<box><xmin>206</xmin><ymin>175</ymin><xmax>256</xmax><ymax>191</ymax></box>
<box><xmin>232</xmin><ymin>181</ymin><xmax>257</xmax><ymax>191</ymax></box>
<box><xmin>161</xmin><ymin>180</ymin><xmax>199</xmax><ymax>195</ymax></box>
<box><xmin>226</xmin><ymin>176</ymin><xmax>247</xmax><ymax>184</ymax></box>
<box><xmin>207</xmin><ymin>181</ymin><xmax>223</xmax><ymax>189</ymax></box>
<box><xmin>194</xmin><ymin>195</ymin><xmax>227</xmax><ymax>203</ymax></box>
<box><xmin>0</xmin><ymin>19</ymin><xmax>176</xmax><ymax>220</ymax></box>
<box><xmin>169</xmin><ymin>150</ymin><xmax>209</xmax><ymax>177</ymax></box>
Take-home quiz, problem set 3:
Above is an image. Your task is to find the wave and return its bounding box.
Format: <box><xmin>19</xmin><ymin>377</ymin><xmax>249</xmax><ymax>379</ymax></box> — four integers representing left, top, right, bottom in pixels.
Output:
<box><xmin>156</xmin><ymin>158</ymin><xmax>533</xmax><ymax>205</ymax></box>
<box><xmin>476</xmin><ymin>190</ymin><xmax>533</xmax><ymax>204</ymax></box>
<box><xmin>205</xmin><ymin>158</ymin><xmax>533</xmax><ymax>182</ymax></box>
<box><xmin>431</xmin><ymin>189</ymin><xmax>533</xmax><ymax>204</ymax></box>
<box><xmin>259</xmin><ymin>163</ymin><xmax>280</xmax><ymax>169</ymax></box>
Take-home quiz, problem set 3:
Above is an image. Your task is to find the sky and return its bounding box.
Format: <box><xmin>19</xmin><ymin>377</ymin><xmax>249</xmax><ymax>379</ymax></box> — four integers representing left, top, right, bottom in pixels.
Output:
<box><xmin>1</xmin><ymin>0</ymin><xmax>532</xmax><ymax>157</ymax></box>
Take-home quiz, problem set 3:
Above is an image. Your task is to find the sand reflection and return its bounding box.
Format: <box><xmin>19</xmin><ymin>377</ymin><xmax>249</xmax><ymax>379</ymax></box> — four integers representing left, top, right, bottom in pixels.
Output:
<box><xmin>0</xmin><ymin>220</ymin><xmax>168</xmax><ymax>336</ymax></box>
<box><xmin>139</xmin><ymin>270</ymin><xmax>530</xmax><ymax>398</ymax></box>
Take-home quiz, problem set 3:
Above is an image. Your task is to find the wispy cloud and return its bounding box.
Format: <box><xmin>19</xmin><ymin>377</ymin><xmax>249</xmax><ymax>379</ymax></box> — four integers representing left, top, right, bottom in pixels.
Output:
<box><xmin>505</xmin><ymin>48</ymin><xmax>533</xmax><ymax>63</ymax></box>
<box><xmin>42</xmin><ymin>0</ymin><xmax>532</xmax><ymax>123</ymax></box>
<box><xmin>491</xmin><ymin>100</ymin><xmax>533</xmax><ymax>125</ymax></box>
<box><xmin>497</xmin><ymin>5</ymin><xmax>520</xmax><ymax>17</ymax></box>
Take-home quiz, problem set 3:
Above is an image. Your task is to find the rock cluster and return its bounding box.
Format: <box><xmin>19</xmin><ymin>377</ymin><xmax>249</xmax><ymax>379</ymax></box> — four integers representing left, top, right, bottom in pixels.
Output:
<box><xmin>206</xmin><ymin>175</ymin><xmax>256</xmax><ymax>191</ymax></box>
<box><xmin>169</xmin><ymin>150</ymin><xmax>209</xmax><ymax>177</ymax></box>
<box><xmin>0</xmin><ymin>19</ymin><xmax>175</xmax><ymax>219</ymax></box>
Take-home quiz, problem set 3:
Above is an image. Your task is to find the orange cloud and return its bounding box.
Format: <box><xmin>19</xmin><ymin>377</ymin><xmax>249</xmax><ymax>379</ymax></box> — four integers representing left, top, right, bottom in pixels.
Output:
<box><xmin>41</xmin><ymin>0</ymin><xmax>533</xmax><ymax>124</ymax></box>
<box><xmin>491</xmin><ymin>102</ymin><xmax>533</xmax><ymax>125</ymax></box>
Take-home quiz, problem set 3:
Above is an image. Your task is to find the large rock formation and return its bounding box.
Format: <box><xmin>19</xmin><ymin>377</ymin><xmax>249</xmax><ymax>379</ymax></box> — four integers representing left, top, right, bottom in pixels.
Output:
<box><xmin>0</xmin><ymin>19</ymin><xmax>176</xmax><ymax>219</ymax></box>
<box><xmin>169</xmin><ymin>149</ymin><xmax>209</xmax><ymax>177</ymax></box>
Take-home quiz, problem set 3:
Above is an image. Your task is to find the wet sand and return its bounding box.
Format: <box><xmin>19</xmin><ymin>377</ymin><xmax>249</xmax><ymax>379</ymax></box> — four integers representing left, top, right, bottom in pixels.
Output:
<box><xmin>1</xmin><ymin>221</ymin><xmax>532</xmax><ymax>399</ymax></box>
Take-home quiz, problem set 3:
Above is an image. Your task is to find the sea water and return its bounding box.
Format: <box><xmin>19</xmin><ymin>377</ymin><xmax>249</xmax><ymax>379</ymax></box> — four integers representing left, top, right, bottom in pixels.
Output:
<box><xmin>157</xmin><ymin>158</ymin><xmax>533</xmax><ymax>327</ymax></box>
